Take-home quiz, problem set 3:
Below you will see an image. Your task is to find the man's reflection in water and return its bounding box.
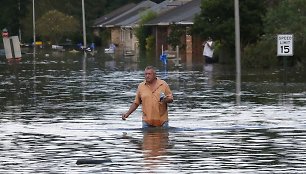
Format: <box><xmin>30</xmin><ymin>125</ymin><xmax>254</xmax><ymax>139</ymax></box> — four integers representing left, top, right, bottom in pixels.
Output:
<box><xmin>122</xmin><ymin>128</ymin><xmax>171</xmax><ymax>168</ymax></box>
<box><xmin>142</xmin><ymin>128</ymin><xmax>169</xmax><ymax>160</ymax></box>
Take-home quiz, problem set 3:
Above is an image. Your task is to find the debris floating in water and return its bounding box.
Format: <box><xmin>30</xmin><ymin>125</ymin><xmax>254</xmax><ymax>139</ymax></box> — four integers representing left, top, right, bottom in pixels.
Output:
<box><xmin>76</xmin><ymin>159</ymin><xmax>112</xmax><ymax>165</ymax></box>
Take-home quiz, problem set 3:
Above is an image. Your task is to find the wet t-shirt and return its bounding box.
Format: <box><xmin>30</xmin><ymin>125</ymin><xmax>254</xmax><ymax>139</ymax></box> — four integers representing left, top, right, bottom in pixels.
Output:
<box><xmin>134</xmin><ymin>78</ymin><xmax>173</xmax><ymax>126</ymax></box>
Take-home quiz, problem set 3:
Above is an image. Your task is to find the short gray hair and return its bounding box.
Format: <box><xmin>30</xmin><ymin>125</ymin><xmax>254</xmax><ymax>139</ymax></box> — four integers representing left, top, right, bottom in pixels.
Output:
<box><xmin>145</xmin><ymin>65</ymin><xmax>156</xmax><ymax>71</ymax></box>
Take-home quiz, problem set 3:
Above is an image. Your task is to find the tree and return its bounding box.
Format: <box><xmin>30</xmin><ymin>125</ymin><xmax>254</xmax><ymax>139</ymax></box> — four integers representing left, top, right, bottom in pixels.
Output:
<box><xmin>243</xmin><ymin>0</ymin><xmax>306</xmax><ymax>68</ymax></box>
<box><xmin>0</xmin><ymin>0</ymin><xmax>31</xmax><ymax>37</ymax></box>
<box><xmin>135</xmin><ymin>10</ymin><xmax>157</xmax><ymax>51</ymax></box>
<box><xmin>1</xmin><ymin>0</ymin><xmax>168</xmax><ymax>44</ymax></box>
<box><xmin>264</xmin><ymin>0</ymin><xmax>306</xmax><ymax>36</ymax></box>
<box><xmin>167</xmin><ymin>24</ymin><xmax>186</xmax><ymax>50</ymax></box>
<box><xmin>193</xmin><ymin>0</ymin><xmax>267</xmax><ymax>58</ymax></box>
<box><xmin>36</xmin><ymin>10</ymin><xmax>79</xmax><ymax>44</ymax></box>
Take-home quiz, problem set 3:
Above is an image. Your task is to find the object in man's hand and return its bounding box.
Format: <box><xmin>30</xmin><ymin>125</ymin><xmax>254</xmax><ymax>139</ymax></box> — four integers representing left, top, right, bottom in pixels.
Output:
<box><xmin>160</xmin><ymin>92</ymin><xmax>165</xmax><ymax>101</ymax></box>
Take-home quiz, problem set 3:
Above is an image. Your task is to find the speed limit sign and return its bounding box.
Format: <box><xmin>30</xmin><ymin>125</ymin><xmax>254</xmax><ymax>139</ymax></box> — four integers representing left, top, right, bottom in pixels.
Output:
<box><xmin>277</xmin><ymin>34</ymin><xmax>293</xmax><ymax>56</ymax></box>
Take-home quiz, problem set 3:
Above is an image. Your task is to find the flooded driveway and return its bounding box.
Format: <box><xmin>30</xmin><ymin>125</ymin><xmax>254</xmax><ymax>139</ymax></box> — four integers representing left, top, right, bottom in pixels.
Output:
<box><xmin>1</xmin><ymin>52</ymin><xmax>306</xmax><ymax>173</ymax></box>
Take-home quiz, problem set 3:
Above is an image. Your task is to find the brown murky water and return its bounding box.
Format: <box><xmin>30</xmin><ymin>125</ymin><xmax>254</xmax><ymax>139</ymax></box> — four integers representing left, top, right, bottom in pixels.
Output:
<box><xmin>1</xmin><ymin>51</ymin><xmax>306</xmax><ymax>173</ymax></box>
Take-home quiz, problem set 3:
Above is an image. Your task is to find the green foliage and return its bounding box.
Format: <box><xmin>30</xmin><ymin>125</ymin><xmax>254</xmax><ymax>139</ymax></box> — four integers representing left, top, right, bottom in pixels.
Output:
<box><xmin>36</xmin><ymin>10</ymin><xmax>79</xmax><ymax>44</ymax></box>
<box><xmin>145</xmin><ymin>35</ymin><xmax>155</xmax><ymax>52</ymax></box>
<box><xmin>193</xmin><ymin>0</ymin><xmax>234</xmax><ymax>45</ymax></box>
<box><xmin>167</xmin><ymin>24</ymin><xmax>185</xmax><ymax>50</ymax></box>
<box><xmin>193</xmin><ymin>0</ymin><xmax>267</xmax><ymax>58</ymax></box>
<box><xmin>243</xmin><ymin>0</ymin><xmax>306</xmax><ymax>68</ymax></box>
<box><xmin>212</xmin><ymin>40</ymin><xmax>221</xmax><ymax>59</ymax></box>
<box><xmin>144</xmin><ymin>35</ymin><xmax>155</xmax><ymax>60</ymax></box>
<box><xmin>242</xmin><ymin>36</ymin><xmax>278</xmax><ymax>69</ymax></box>
<box><xmin>264</xmin><ymin>0</ymin><xmax>306</xmax><ymax>34</ymax></box>
<box><xmin>0</xmin><ymin>0</ymin><xmax>31</xmax><ymax>36</ymax></box>
<box><xmin>264</xmin><ymin>0</ymin><xmax>306</xmax><ymax>67</ymax></box>
<box><xmin>1</xmin><ymin>0</ymin><xmax>150</xmax><ymax>43</ymax></box>
<box><xmin>0</xmin><ymin>0</ymin><xmax>174</xmax><ymax>44</ymax></box>
<box><xmin>135</xmin><ymin>10</ymin><xmax>157</xmax><ymax>51</ymax></box>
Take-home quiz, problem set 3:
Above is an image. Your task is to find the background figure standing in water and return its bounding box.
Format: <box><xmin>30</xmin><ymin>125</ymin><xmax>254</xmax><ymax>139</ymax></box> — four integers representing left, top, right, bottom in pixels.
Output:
<box><xmin>122</xmin><ymin>66</ymin><xmax>173</xmax><ymax>129</ymax></box>
<box><xmin>203</xmin><ymin>37</ymin><xmax>215</xmax><ymax>64</ymax></box>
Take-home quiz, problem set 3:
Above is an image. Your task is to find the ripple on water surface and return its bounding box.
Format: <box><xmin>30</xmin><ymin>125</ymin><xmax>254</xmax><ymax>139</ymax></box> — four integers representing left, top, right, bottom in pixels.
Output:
<box><xmin>1</xmin><ymin>57</ymin><xmax>306</xmax><ymax>173</ymax></box>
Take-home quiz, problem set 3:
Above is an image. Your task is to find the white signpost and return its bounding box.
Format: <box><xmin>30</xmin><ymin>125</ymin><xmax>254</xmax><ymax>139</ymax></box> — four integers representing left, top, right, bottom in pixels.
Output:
<box><xmin>3</xmin><ymin>36</ymin><xmax>22</xmax><ymax>59</ymax></box>
<box><xmin>277</xmin><ymin>34</ymin><xmax>293</xmax><ymax>56</ymax></box>
<box><xmin>277</xmin><ymin>34</ymin><xmax>293</xmax><ymax>86</ymax></box>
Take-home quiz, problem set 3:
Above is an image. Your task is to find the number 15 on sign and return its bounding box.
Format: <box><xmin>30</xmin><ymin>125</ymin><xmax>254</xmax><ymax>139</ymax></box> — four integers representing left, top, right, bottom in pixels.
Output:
<box><xmin>277</xmin><ymin>34</ymin><xmax>293</xmax><ymax>56</ymax></box>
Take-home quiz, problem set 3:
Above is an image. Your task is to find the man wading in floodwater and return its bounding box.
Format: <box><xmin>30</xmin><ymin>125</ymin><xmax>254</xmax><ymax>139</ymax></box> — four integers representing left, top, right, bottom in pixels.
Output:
<box><xmin>122</xmin><ymin>66</ymin><xmax>173</xmax><ymax>128</ymax></box>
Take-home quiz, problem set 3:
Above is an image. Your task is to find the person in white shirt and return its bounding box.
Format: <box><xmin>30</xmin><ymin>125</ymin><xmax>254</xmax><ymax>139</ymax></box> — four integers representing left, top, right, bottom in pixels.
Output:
<box><xmin>203</xmin><ymin>37</ymin><xmax>214</xmax><ymax>64</ymax></box>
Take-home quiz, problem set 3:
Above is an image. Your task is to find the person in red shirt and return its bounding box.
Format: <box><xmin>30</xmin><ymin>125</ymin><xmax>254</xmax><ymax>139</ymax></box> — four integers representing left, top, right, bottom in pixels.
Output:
<box><xmin>122</xmin><ymin>66</ymin><xmax>173</xmax><ymax>128</ymax></box>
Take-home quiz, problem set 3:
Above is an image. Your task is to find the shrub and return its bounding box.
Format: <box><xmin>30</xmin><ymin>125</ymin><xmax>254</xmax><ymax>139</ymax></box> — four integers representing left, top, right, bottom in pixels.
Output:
<box><xmin>242</xmin><ymin>36</ymin><xmax>278</xmax><ymax>69</ymax></box>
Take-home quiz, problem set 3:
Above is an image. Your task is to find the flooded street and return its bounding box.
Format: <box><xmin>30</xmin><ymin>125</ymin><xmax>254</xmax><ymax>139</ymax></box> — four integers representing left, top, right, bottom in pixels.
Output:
<box><xmin>1</xmin><ymin>51</ymin><xmax>306</xmax><ymax>173</ymax></box>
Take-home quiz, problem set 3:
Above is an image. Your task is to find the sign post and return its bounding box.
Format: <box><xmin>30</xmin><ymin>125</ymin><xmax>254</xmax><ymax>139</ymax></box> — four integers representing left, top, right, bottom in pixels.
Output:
<box><xmin>2</xmin><ymin>28</ymin><xmax>22</xmax><ymax>60</ymax></box>
<box><xmin>277</xmin><ymin>34</ymin><xmax>293</xmax><ymax>87</ymax></box>
<box><xmin>277</xmin><ymin>34</ymin><xmax>293</xmax><ymax>56</ymax></box>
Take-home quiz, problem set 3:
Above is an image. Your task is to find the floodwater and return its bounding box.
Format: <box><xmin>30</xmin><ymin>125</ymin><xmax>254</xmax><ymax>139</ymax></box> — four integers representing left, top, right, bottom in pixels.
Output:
<box><xmin>1</xmin><ymin>51</ymin><xmax>306</xmax><ymax>173</ymax></box>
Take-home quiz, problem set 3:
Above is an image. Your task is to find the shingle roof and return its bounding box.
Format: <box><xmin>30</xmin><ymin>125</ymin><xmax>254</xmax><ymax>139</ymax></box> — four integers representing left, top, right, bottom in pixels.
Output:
<box><xmin>93</xmin><ymin>3</ymin><xmax>136</xmax><ymax>27</ymax></box>
<box><xmin>145</xmin><ymin>0</ymin><xmax>201</xmax><ymax>26</ymax></box>
<box><xmin>93</xmin><ymin>0</ymin><xmax>196</xmax><ymax>28</ymax></box>
<box><xmin>100</xmin><ymin>0</ymin><xmax>157</xmax><ymax>28</ymax></box>
<box><xmin>118</xmin><ymin>0</ymin><xmax>192</xmax><ymax>28</ymax></box>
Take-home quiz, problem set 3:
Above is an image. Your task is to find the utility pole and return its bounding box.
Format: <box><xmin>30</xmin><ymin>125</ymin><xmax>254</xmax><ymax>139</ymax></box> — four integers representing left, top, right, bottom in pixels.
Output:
<box><xmin>82</xmin><ymin>0</ymin><xmax>87</xmax><ymax>49</ymax></box>
<box><xmin>32</xmin><ymin>0</ymin><xmax>37</xmax><ymax>104</ymax></box>
<box><xmin>234</xmin><ymin>0</ymin><xmax>241</xmax><ymax>104</ymax></box>
<box><xmin>32</xmin><ymin>0</ymin><xmax>36</xmax><ymax>48</ymax></box>
<box><xmin>18</xmin><ymin>0</ymin><xmax>21</xmax><ymax>41</ymax></box>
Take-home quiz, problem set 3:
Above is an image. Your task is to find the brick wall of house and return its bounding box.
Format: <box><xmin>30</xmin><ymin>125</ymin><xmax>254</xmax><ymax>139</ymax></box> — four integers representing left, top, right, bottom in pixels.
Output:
<box><xmin>180</xmin><ymin>33</ymin><xmax>186</xmax><ymax>63</ymax></box>
<box><xmin>192</xmin><ymin>35</ymin><xmax>203</xmax><ymax>64</ymax></box>
<box><xmin>111</xmin><ymin>28</ymin><xmax>121</xmax><ymax>51</ymax></box>
<box><xmin>155</xmin><ymin>26</ymin><xmax>168</xmax><ymax>58</ymax></box>
<box><xmin>186</xmin><ymin>35</ymin><xmax>192</xmax><ymax>66</ymax></box>
<box><xmin>155</xmin><ymin>26</ymin><xmax>204</xmax><ymax>65</ymax></box>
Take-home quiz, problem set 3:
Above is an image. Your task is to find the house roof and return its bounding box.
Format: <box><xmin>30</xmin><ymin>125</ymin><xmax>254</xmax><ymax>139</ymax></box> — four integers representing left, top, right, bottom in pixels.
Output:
<box><xmin>145</xmin><ymin>0</ymin><xmax>201</xmax><ymax>26</ymax></box>
<box><xmin>97</xmin><ymin>0</ymin><xmax>157</xmax><ymax>28</ymax></box>
<box><xmin>93</xmin><ymin>3</ymin><xmax>136</xmax><ymax>27</ymax></box>
<box><xmin>118</xmin><ymin>0</ymin><xmax>192</xmax><ymax>28</ymax></box>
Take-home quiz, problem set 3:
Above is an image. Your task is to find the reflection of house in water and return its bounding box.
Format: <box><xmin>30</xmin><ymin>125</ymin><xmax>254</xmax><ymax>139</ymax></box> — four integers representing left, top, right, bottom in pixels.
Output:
<box><xmin>93</xmin><ymin>0</ymin><xmax>202</xmax><ymax>65</ymax></box>
<box><xmin>105</xmin><ymin>60</ymin><xmax>116</xmax><ymax>70</ymax></box>
<box><xmin>104</xmin><ymin>43</ymin><xmax>116</xmax><ymax>54</ymax></box>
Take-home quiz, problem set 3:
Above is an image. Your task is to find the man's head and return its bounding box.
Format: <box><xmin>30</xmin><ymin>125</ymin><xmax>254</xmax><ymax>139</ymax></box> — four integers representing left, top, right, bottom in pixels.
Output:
<box><xmin>144</xmin><ymin>66</ymin><xmax>157</xmax><ymax>84</ymax></box>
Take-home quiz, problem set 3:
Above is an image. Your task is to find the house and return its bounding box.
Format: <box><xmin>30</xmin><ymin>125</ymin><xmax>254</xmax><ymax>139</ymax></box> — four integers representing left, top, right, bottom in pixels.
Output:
<box><xmin>94</xmin><ymin>0</ymin><xmax>157</xmax><ymax>56</ymax></box>
<box><xmin>92</xmin><ymin>3</ymin><xmax>137</xmax><ymax>49</ymax></box>
<box><xmin>144</xmin><ymin>0</ymin><xmax>202</xmax><ymax>64</ymax></box>
<box><xmin>114</xmin><ymin>0</ymin><xmax>192</xmax><ymax>56</ymax></box>
<box><xmin>94</xmin><ymin>0</ymin><xmax>192</xmax><ymax>57</ymax></box>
